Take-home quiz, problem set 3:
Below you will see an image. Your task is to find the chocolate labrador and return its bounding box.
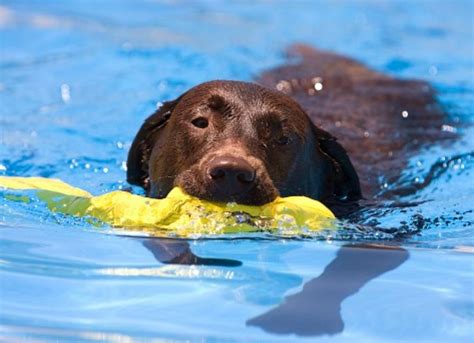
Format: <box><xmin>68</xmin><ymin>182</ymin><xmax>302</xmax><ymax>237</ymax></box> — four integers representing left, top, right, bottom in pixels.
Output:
<box><xmin>127</xmin><ymin>45</ymin><xmax>454</xmax><ymax>214</ymax></box>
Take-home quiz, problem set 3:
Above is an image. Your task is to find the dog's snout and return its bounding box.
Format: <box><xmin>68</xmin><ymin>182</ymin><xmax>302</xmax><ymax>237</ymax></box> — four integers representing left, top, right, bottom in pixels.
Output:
<box><xmin>207</xmin><ymin>156</ymin><xmax>256</xmax><ymax>191</ymax></box>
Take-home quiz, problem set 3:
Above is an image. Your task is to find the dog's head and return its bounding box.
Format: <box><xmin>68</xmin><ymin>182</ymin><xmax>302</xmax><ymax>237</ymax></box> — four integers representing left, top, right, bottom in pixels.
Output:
<box><xmin>127</xmin><ymin>80</ymin><xmax>361</xmax><ymax>205</ymax></box>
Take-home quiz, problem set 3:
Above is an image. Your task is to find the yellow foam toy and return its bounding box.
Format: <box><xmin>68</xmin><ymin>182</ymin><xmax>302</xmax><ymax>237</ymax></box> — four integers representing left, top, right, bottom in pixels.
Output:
<box><xmin>0</xmin><ymin>176</ymin><xmax>335</xmax><ymax>237</ymax></box>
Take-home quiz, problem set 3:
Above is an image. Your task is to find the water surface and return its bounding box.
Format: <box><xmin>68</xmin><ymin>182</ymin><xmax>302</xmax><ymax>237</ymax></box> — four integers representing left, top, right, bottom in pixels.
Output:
<box><xmin>1</xmin><ymin>1</ymin><xmax>473</xmax><ymax>341</ymax></box>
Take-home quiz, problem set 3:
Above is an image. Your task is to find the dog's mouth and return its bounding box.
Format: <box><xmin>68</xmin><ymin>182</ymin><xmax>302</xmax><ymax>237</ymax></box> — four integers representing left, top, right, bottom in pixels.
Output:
<box><xmin>175</xmin><ymin>165</ymin><xmax>279</xmax><ymax>206</ymax></box>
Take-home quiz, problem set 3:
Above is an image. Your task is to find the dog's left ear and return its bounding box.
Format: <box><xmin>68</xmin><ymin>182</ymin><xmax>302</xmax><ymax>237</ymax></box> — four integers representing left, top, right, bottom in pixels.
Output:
<box><xmin>314</xmin><ymin>126</ymin><xmax>362</xmax><ymax>201</ymax></box>
<box><xmin>126</xmin><ymin>97</ymin><xmax>182</xmax><ymax>190</ymax></box>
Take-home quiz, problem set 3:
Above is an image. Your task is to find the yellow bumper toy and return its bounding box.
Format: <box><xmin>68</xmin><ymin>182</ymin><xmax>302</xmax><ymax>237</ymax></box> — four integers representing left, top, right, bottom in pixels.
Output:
<box><xmin>0</xmin><ymin>176</ymin><xmax>335</xmax><ymax>237</ymax></box>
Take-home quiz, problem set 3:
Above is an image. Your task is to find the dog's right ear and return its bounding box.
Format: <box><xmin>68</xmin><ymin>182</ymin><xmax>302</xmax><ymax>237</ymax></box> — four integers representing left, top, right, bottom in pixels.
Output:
<box><xmin>313</xmin><ymin>126</ymin><xmax>362</xmax><ymax>202</ymax></box>
<box><xmin>126</xmin><ymin>98</ymin><xmax>181</xmax><ymax>190</ymax></box>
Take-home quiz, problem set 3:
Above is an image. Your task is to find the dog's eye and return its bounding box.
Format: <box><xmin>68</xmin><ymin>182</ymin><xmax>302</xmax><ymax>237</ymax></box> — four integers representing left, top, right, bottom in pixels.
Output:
<box><xmin>191</xmin><ymin>117</ymin><xmax>209</xmax><ymax>129</ymax></box>
<box><xmin>276</xmin><ymin>135</ymin><xmax>290</xmax><ymax>145</ymax></box>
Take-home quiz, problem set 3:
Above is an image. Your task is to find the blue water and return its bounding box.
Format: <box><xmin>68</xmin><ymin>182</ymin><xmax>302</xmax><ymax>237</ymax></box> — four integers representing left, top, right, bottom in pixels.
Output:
<box><xmin>1</xmin><ymin>0</ymin><xmax>473</xmax><ymax>341</ymax></box>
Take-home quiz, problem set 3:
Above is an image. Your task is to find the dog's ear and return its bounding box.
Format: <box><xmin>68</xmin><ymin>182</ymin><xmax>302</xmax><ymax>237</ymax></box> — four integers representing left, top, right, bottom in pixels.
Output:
<box><xmin>314</xmin><ymin>126</ymin><xmax>362</xmax><ymax>201</ymax></box>
<box><xmin>126</xmin><ymin>98</ymin><xmax>181</xmax><ymax>190</ymax></box>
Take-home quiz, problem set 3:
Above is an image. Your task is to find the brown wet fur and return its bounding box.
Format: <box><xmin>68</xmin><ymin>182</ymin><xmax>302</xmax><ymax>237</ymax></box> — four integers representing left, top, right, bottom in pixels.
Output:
<box><xmin>258</xmin><ymin>45</ymin><xmax>457</xmax><ymax>201</ymax></box>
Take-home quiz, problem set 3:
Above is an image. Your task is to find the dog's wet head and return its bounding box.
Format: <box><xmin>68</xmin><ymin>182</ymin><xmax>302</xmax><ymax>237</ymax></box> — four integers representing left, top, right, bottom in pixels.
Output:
<box><xmin>127</xmin><ymin>80</ymin><xmax>361</xmax><ymax>206</ymax></box>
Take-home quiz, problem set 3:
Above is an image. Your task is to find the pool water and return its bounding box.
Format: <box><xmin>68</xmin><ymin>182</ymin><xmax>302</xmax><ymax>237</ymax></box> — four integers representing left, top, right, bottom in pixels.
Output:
<box><xmin>1</xmin><ymin>0</ymin><xmax>473</xmax><ymax>341</ymax></box>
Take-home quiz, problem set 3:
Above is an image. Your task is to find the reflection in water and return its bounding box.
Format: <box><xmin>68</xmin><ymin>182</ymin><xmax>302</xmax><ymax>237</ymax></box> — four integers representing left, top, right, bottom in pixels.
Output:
<box><xmin>143</xmin><ymin>238</ymin><xmax>242</xmax><ymax>267</ymax></box>
<box><xmin>247</xmin><ymin>244</ymin><xmax>409</xmax><ymax>336</ymax></box>
<box><xmin>143</xmin><ymin>239</ymin><xmax>409</xmax><ymax>336</ymax></box>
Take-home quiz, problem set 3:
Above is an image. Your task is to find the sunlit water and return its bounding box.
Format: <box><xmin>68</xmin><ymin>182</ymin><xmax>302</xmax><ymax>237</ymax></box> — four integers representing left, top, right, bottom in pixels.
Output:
<box><xmin>1</xmin><ymin>1</ymin><xmax>473</xmax><ymax>341</ymax></box>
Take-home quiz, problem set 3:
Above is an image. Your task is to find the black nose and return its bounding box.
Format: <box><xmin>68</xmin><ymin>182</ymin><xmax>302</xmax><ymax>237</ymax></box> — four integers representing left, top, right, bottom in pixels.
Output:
<box><xmin>207</xmin><ymin>156</ymin><xmax>256</xmax><ymax>195</ymax></box>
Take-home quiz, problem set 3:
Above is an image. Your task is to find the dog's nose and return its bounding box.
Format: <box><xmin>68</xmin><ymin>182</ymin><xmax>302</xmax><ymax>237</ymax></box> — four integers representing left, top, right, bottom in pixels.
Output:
<box><xmin>207</xmin><ymin>156</ymin><xmax>256</xmax><ymax>192</ymax></box>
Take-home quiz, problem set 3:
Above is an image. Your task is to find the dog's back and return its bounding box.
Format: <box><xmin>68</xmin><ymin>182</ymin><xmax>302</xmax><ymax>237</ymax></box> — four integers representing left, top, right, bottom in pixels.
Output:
<box><xmin>258</xmin><ymin>45</ymin><xmax>456</xmax><ymax>199</ymax></box>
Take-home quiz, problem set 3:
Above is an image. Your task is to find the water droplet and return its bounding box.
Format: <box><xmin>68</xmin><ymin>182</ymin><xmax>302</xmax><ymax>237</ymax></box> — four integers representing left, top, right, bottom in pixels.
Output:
<box><xmin>429</xmin><ymin>65</ymin><xmax>438</xmax><ymax>76</ymax></box>
<box><xmin>103</xmin><ymin>167</ymin><xmax>109</xmax><ymax>173</ymax></box>
<box><xmin>402</xmin><ymin>110</ymin><xmax>409</xmax><ymax>118</ymax></box>
<box><xmin>363</xmin><ymin>131</ymin><xmax>370</xmax><ymax>138</ymax></box>
<box><xmin>276</xmin><ymin>80</ymin><xmax>292</xmax><ymax>93</ymax></box>
<box><xmin>441</xmin><ymin>124</ymin><xmax>456</xmax><ymax>133</ymax></box>
<box><xmin>158</xmin><ymin>81</ymin><xmax>167</xmax><ymax>91</ymax></box>
<box><xmin>60</xmin><ymin>84</ymin><xmax>71</xmax><ymax>103</ymax></box>
<box><xmin>120</xmin><ymin>161</ymin><xmax>127</xmax><ymax>171</ymax></box>
<box><xmin>85</xmin><ymin>163</ymin><xmax>91</xmax><ymax>169</ymax></box>
<box><xmin>311</xmin><ymin>77</ymin><xmax>323</xmax><ymax>91</ymax></box>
